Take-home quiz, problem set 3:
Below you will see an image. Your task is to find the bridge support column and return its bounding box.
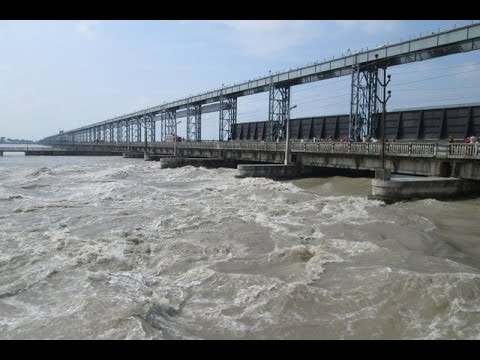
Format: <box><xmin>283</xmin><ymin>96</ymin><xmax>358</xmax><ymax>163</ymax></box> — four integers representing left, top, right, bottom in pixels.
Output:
<box><xmin>141</xmin><ymin>115</ymin><xmax>156</xmax><ymax>154</ymax></box>
<box><xmin>116</xmin><ymin>122</ymin><xmax>121</xmax><ymax>143</ymax></box>
<box><xmin>149</xmin><ymin>117</ymin><xmax>155</xmax><ymax>143</ymax></box>
<box><xmin>110</xmin><ymin>123</ymin><xmax>115</xmax><ymax>143</ymax></box>
<box><xmin>97</xmin><ymin>126</ymin><xmax>101</xmax><ymax>143</ymax></box>
<box><xmin>268</xmin><ymin>85</ymin><xmax>290</xmax><ymax>142</ymax></box>
<box><xmin>349</xmin><ymin>64</ymin><xmax>379</xmax><ymax>142</ymax></box>
<box><xmin>142</xmin><ymin>115</ymin><xmax>155</xmax><ymax>143</ymax></box>
<box><xmin>165</xmin><ymin>109</ymin><xmax>177</xmax><ymax>138</ymax></box>
<box><xmin>125</xmin><ymin>122</ymin><xmax>130</xmax><ymax>150</ymax></box>
<box><xmin>350</xmin><ymin>58</ymin><xmax>391</xmax><ymax>142</ymax></box>
<box><xmin>158</xmin><ymin>112</ymin><xmax>165</xmax><ymax>141</ymax></box>
<box><xmin>219</xmin><ymin>97</ymin><xmax>237</xmax><ymax>141</ymax></box>
<box><xmin>187</xmin><ymin>104</ymin><xmax>201</xmax><ymax>141</ymax></box>
<box><xmin>135</xmin><ymin>118</ymin><xmax>142</xmax><ymax>143</ymax></box>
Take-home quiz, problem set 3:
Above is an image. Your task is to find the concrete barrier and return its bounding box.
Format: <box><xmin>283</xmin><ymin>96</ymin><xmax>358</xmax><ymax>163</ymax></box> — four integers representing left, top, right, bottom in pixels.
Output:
<box><xmin>236</xmin><ymin>164</ymin><xmax>299</xmax><ymax>180</ymax></box>
<box><xmin>123</xmin><ymin>151</ymin><xmax>144</xmax><ymax>158</ymax></box>
<box><xmin>160</xmin><ymin>157</ymin><xmax>228</xmax><ymax>169</ymax></box>
<box><xmin>144</xmin><ymin>154</ymin><xmax>174</xmax><ymax>161</ymax></box>
<box><xmin>371</xmin><ymin>174</ymin><xmax>480</xmax><ymax>202</ymax></box>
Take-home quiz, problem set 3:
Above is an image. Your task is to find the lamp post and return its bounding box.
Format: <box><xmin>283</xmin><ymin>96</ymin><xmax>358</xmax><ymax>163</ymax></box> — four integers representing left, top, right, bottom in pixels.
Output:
<box><xmin>285</xmin><ymin>104</ymin><xmax>297</xmax><ymax>165</ymax></box>
<box><xmin>379</xmin><ymin>74</ymin><xmax>391</xmax><ymax>170</ymax></box>
<box><xmin>373</xmin><ymin>53</ymin><xmax>391</xmax><ymax>172</ymax></box>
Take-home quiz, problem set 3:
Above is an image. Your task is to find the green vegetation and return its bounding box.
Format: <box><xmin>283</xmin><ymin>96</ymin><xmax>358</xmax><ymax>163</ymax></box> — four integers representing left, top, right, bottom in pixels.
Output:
<box><xmin>0</xmin><ymin>136</ymin><xmax>34</xmax><ymax>144</ymax></box>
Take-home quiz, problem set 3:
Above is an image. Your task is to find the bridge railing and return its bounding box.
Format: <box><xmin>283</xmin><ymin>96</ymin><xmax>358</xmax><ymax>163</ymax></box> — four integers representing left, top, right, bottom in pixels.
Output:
<box><xmin>448</xmin><ymin>143</ymin><xmax>479</xmax><ymax>157</ymax></box>
<box><xmin>154</xmin><ymin>140</ymin><xmax>479</xmax><ymax>158</ymax></box>
<box><xmin>293</xmin><ymin>141</ymin><xmax>447</xmax><ymax>157</ymax></box>
<box><xmin>0</xmin><ymin>147</ymin><xmax>28</xmax><ymax>151</ymax></box>
<box><xmin>410</xmin><ymin>143</ymin><xmax>436</xmax><ymax>156</ymax></box>
<box><xmin>0</xmin><ymin>146</ymin><xmax>54</xmax><ymax>152</ymax></box>
<box><xmin>46</xmin><ymin>140</ymin><xmax>480</xmax><ymax>159</ymax></box>
<box><xmin>387</xmin><ymin>143</ymin><xmax>409</xmax><ymax>154</ymax></box>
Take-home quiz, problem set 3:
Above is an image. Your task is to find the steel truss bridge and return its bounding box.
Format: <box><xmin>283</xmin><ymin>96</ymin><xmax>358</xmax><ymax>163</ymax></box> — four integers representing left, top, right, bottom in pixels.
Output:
<box><xmin>40</xmin><ymin>21</ymin><xmax>480</xmax><ymax>146</ymax></box>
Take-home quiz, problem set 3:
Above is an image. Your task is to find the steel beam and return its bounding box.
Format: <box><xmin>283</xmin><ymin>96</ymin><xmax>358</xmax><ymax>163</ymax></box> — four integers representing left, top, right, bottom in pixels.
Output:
<box><xmin>187</xmin><ymin>104</ymin><xmax>201</xmax><ymax>141</ymax></box>
<box><xmin>268</xmin><ymin>85</ymin><xmax>290</xmax><ymax>142</ymax></box>
<box><xmin>165</xmin><ymin>109</ymin><xmax>177</xmax><ymax>138</ymax></box>
<box><xmin>349</xmin><ymin>64</ymin><xmax>379</xmax><ymax>141</ymax></box>
<box><xmin>219</xmin><ymin>97</ymin><xmax>237</xmax><ymax>141</ymax></box>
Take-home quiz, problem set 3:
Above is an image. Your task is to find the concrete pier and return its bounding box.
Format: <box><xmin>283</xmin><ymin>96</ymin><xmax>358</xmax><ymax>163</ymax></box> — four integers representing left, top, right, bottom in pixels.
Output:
<box><xmin>236</xmin><ymin>164</ymin><xmax>299</xmax><ymax>180</ymax></box>
<box><xmin>26</xmin><ymin>150</ymin><xmax>121</xmax><ymax>156</ymax></box>
<box><xmin>123</xmin><ymin>151</ymin><xmax>144</xmax><ymax>158</ymax></box>
<box><xmin>144</xmin><ymin>154</ymin><xmax>174</xmax><ymax>161</ymax></box>
<box><xmin>371</xmin><ymin>172</ymin><xmax>480</xmax><ymax>202</ymax></box>
<box><xmin>159</xmin><ymin>157</ymin><xmax>228</xmax><ymax>169</ymax></box>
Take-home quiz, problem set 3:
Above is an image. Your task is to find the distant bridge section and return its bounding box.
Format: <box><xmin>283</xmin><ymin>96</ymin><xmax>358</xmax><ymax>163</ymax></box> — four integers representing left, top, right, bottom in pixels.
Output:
<box><xmin>39</xmin><ymin>21</ymin><xmax>480</xmax><ymax>146</ymax></box>
<box><xmin>29</xmin><ymin>139</ymin><xmax>480</xmax><ymax>180</ymax></box>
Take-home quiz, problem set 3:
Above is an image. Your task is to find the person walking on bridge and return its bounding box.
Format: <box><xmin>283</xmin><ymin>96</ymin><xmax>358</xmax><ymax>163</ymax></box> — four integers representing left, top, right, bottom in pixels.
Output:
<box><xmin>470</xmin><ymin>134</ymin><xmax>477</xmax><ymax>144</ymax></box>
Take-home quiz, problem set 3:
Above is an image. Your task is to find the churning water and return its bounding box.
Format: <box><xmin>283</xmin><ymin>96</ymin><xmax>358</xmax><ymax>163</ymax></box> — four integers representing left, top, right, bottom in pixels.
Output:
<box><xmin>1</xmin><ymin>155</ymin><xmax>480</xmax><ymax>339</ymax></box>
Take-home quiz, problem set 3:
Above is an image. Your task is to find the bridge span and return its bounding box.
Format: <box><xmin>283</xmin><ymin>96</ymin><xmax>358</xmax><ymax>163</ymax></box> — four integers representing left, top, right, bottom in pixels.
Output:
<box><xmin>24</xmin><ymin>140</ymin><xmax>480</xmax><ymax>181</ymax></box>
<box><xmin>39</xmin><ymin>21</ymin><xmax>480</xmax><ymax>146</ymax></box>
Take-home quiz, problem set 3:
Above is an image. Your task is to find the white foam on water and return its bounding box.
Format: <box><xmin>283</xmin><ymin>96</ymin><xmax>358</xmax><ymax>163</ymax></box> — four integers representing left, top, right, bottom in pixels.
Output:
<box><xmin>322</xmin><ymin>238</ymin><xmax>381</xmax><ymax>257</ymax></box>
<box><xmin>397</xmin><ymin>270</ymin><xmax>480</xmax><ymax>339</ymax></box>
<box><xmin>2</xmin><ymin>156</ymin><xmax>480</xmax><ymax>339</ymax></box>
<box><xmin>318</xmin><ymin>196</ymin><xmax>383</xmax><ymax>225</ymax></box>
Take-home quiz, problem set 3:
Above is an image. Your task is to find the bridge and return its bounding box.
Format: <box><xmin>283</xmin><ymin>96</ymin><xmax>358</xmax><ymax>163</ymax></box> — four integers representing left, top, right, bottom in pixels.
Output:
<box><xmin>0</xmin><ymin>146</ymin><xmax>119</xmax><ymax>157</ymax></box>
<box><xmin>39</xmin><ymin>21</ymin><xmax>480</xmax><ymax>147</ymax></box>
<box><xmin>31</xmin><ymin>102</ymin><xmax>480</xmax><ymax>180</ymax></box>
<box><xmin>31</xmin><ymin>21</ymin><xmax>480</xmax><ymax>200</ymax></box>
<box><xmin>24</xmin><ymin>137</ymin><xmax>480</xmax><ymax>180</ymax></box>
<box><xmin>0</xmin><ymin>146</ymin><xmax>50</xmax><ymax>156</ymax></box>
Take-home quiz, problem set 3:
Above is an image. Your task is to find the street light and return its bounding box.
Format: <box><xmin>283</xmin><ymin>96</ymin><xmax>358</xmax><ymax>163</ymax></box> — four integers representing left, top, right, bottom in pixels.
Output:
<box><xmin>174</xmin><ymin>120</ymin><xmax>182</xmax><ymax>157</ymax></box>
<box><xmin>285</xmin><ymin>104</ymin><xmax>297</xmax><ymax>165</ymax></box>
<box><xmin>373</xmin><ymin>54</ymin><xmax>392</xmax><ymax>171</ymax></box>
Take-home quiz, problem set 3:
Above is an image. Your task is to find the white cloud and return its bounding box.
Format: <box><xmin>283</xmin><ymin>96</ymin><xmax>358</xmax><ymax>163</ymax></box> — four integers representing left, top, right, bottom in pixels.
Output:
<box><xmin>75</xmin><ymin>20</ymin><xmax>99</xmax><ymax>38</ymax></box>
<box><xmin>215</xmin><ymin>20</ymin><xmax>317</xmax><ymax>59</ymax></box>
<box><xmin>334</xmin><ymin>20</ymin><xmax>401</xmax><ymax>34</ymax></box>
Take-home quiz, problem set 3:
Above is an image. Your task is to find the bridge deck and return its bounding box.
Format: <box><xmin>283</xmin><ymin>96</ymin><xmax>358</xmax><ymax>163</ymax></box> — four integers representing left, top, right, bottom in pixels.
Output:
<box><xmin>0</xmin><ymin>147</ymin><xmax>53</xmax><ymax>152</ymax></box>
<box><xmin>40</xmin><ymin>141</ymin><xmax>480</xmax><ymax>159</ymax></box>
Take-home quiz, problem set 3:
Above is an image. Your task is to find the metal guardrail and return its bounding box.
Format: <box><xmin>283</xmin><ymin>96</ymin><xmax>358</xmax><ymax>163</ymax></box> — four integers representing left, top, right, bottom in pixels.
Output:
<box><xmin>0</xmin><ymin>147</ymin><xmax>29</xmax><ymax>151</ymax></box>
<box><xmin>448</xmin><ymin>143</ymin><xmax>479</xmax><ymax>157</ymax></box>
<box><xmin>0</xmin><ymin>146</ymin><xmax>53</xmax><ymax>151</ymax></box>
<box><xmin>290</xmin><ymin>141</ymin><xmax>478</xmax><ymax>158</ymax></box>
<box><xmin>45</xmin><ymin>141</ymin><xmax>480</xmax><ymax>159</ymax></box>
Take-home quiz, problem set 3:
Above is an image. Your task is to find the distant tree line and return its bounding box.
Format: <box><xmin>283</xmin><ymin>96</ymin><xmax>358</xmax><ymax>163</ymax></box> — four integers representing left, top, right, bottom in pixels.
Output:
<box><xmin>0</xmin><ymin>136</ymin><xmax>34</xmax><ymax>144</ymax></box>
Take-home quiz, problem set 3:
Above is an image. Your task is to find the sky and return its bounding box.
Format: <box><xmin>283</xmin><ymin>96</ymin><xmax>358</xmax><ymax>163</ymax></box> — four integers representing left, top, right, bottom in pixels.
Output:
<box><xmin>1</xmin><ymin>20</ymin><xmax>480</xmax><ymax>141</ymax></box>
